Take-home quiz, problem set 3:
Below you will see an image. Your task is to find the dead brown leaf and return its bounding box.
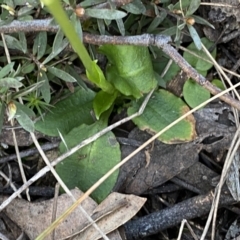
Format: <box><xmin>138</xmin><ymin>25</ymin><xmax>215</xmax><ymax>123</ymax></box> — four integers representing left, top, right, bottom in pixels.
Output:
<box><xmin>3</xmin><ymin>189</ymin><xmax>146</xmax><ymax>240</ymax></box>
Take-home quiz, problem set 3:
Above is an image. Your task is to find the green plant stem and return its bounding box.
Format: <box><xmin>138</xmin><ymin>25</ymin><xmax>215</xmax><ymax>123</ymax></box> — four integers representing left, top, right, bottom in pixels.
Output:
<box><xmin>41</xmin><ymin>0</ymin><xmax>92</xmax><ymax>73</ymax></box>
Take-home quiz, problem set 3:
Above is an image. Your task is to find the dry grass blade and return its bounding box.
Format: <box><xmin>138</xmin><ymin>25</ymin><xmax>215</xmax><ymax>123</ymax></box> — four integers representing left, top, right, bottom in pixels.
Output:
<box><xmin>30</xmin><ymin>133</ymin><xmax>109</xmax><ymax>240</ymax></box>
<box><xmin>37</xmin><ymin>81</ymin><xmax>240</xmax><ymax>239</ymax></box>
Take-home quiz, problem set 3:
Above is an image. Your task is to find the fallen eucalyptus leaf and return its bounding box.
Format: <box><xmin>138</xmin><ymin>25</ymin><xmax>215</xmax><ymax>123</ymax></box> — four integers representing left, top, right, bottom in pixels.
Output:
<box><xmin>3</xmin><ymin>189</ymin><xmax>146</xmax><ymax>240</ymax></box>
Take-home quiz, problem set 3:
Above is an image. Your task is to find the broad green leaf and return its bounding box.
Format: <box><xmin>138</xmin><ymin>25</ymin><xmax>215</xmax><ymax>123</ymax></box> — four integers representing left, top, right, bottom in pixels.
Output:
<box><xmin>121</xmin><ymin>0</ymin><xmax>146</xmax><ymax>14</ymax></box>
<box><xmin>93</xmin><ymin>90</ymin><xmax>118</xmax><ymax>120</ymax></box>
<box><xmin>0</xmin><ymin>77</ymin><xmax>23</xmax><ymax>88</ymax></box>
<box><xmin>86</xmin><ymin>61</ymin><xmax>114</xmax><ymax>93</ymax></box>
<box><xmin>127</xmin><ymin>90</ymin><xmax>196</xmax><ymax>143</ymax></box>
<box><xmin>212</xmin><ymin>79</ymin><xmax>225</xmax><ymax>90</ymax></box>
<box><xmin>19</xmin><ymin>32</ymin><xmax>27</xmax><ymax>53</ymax></box>
<box><xmin>183</xmin><ymin>37</ymin><xmax>216</xmax><ymax>71</ymax></box>
<box><xmin>56</xmin><ymin>122</ymin><xmax>121</xmax><ymax>203</ymax></box>
<box><xmin>186</xmin><ymin>0</ymin><xmax>200</xmax><ymax>16</ymax></box>
<box><xmin>99</xmin><ymin>45</ymin><xmax>157</xmax><ymax>98</ymax></box>
<box><xmin>152</xmin><ymin>58</ymin><xmax>181</xmax><ymax>84</ymax></box>
<box><xmin>16</xmin><ymin>109</ymin><xmax>35</xmax><ymax>132</ymax></box>
<box><xmin>0</xmin><ymin>62</ymin><xmax>14</xmax><ymax>79</ymax></box>
<box><xmin>33</xmin><ymin>32</ymin><xmax>47</xmax><ymax>60</ymax></box>
<box><xmin>187</xmin><ymin>24</ymin><xmax>202</xmax><ymax>50</ymax></box>
<box><xmin>35</xmin><ymin>88</ymin><xmax>95</xmax><ymax>136</ymax></box>
<box><xmin>85</xmin><ymin>9</ymin><xmax>127</xmax><ymax>20</ymax></box>
<box><xmin>47</xmin><ymin>66</ymin><xmax>76</xmax><ymax>82</ymax></box>
<box><xmin>183</xmin><ymin>79</ymin><xmax>210</xmax><ymax>108</ymax></box>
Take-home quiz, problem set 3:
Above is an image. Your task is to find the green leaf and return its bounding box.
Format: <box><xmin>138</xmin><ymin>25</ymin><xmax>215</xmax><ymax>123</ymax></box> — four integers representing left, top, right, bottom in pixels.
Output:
<box><xmin>127</xmin><ymin>90</ymin><xmax>196</xmax><ymax>143</ymax></box>
<box><xmin>18</xmin><ymin>32</ymin><xmax>27</xmax><ymax>53</ymax></box>
<box><xmin>192</xmin><ymin>15</ymin><xmax>215</xmax><ymax>29</ymax></box>
<box><xmin>33</xmin><ymin>32</ymin><xmax>47</xmax><ymax>60</ymax></box>
<box><xmin>212</xmin><ymin>79</ymin><xmax>225</xmax><ymax>90</ymax></box>
<box><xmin>0</xmin><ymin>77</ymin><xmax>23</xmax><ymax>88</ymax></box>
<box><xmin>47</xmin><ymin>66</ymin><xmax>76</xmax><ymax>82</ymax></box>
<box><xmin>173</xmin><ymin>0</ymin><xmax>191</xmax><ymax>10</ymax></box>
<box><xmin>42</xmin><ymin>30</ymin><xmax>68</xmax><ymax>65</ymax></box>
<box><xmin>53</xmin><ymin>29</ymin><xmax>64</xmax><ymax>54</ymax></box>
<box><xmin>147</xmin><ymin>11</ymin><xmax>167</xmax><ymax>33</ymax></box>
<box><xmin>121</xmin><ymin>0</ymin><xmax>146</xmax><ymax>14</ymax></box>
<box><xmin>14</xmin><ymin>101</ymin><xmax>35</xmax><ymax>118</ymax></box>
<box><xmin>116</xmin><ymin>18</ymin><xmax>125</xmax><ymax>36</ymax></box>
<box><xmin>86</xmin><ymin>61</ymin><xmax>114</xmax><ymax>93</ymax></box>
<box><xmin>56</xmin><ymin>122</ymin><xmax>121</xmax><ymax>203</ymax></box>
<box><xmin>160</xmin><ymin>26</ymin><xmax>178</xmax><ymax>36</ymax></box>
<box><xmin>21</xmin><ymin>62</ymin><xmax>35</xmax><ymax>74</ymax></box>
<box><xmin>99</xmin><ymin>45</ymin><xmax>157</xmax><ymax>98</ymax></box>
<box><xmin>38</xmin><ymin>70</ymin><xmax>51</xmax><ymax>103</ymax></box>
<box><xmin>0</xmin><ymin>35</ymin><xmax>22</xmax><ymax>52</ymax></box>
<box><xmin>186</xmin><ymin>0</ymin><xmax>200</xmax><ymax>16</ymax></box>
<box><xmin>35</xmin><ymin>88</ymin><xmax>95</xmax><ymax>136</ymax></box>
<box><xmin>70</xmin><ymin>13</ymin><xmax>83</xmax><ymax>41</ymax></box>
<box><xmin>183</xmin><ymin>37</ymin><xmax>216</xmax><ymax>71</ymax></box>
<box><xmin>93</xmin><ymin>90</ymin><xmax>118</xmax><ymax>120</ymax></box>
<box><xmin>183</xmin><ymin>79</ymin><xmax>210</xmax><ymax>108</ymax></box>
<box><xmin>16</xmin><ymin>109</ymin><xmax>35</xmax><ymax>132</ymax></box>
<box><xmin>80</xmin><ymin>0</ymin><xmax>105</xmax><ymax>7</ymax></box>
<box><xmin>0</xmin><ymin>62</ymin><xmax>14</xmax><ymax>79</ymax></box>
<box><xmin>65</xmin><ymin>65</ymin><xmax>87</xmax><ymax>90</ymax></box>
<box><xmin>187</xmin><ymin>25</ymin><xmax>202</xmax><ymax>50</ymax></box>
<box><xmin>97</xmin><ymin>19</ymin><xmax>106</xmax><ymax>35</ymax></box>
<box><xmin>85</xmin><ymin>8</ymin><xmax>127</xmax><ymax>20</ymax></box>
<box><xmin>17</xmin><ymin>6</ymin><xmax>34</xmax><ymax>16</ymax></box>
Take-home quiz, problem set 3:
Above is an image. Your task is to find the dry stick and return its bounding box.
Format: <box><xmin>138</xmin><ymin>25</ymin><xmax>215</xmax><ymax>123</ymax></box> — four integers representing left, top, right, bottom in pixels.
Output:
<box><xmin>83</xmin><ymin>33</ymin><xmax>240</xmax><ymax>110</ymax></box>
<box><xmin>124</xmin><ymin>189</ymin><xmax>235</xmax><ymax>239</ymax></box>
<box><xmin>0</xmin><ymin>20</ymin><xmax>240</xmax><ymax>109</ymax></box>
<box><xmin>1</xmin><ymin>18</ymin><xmax>240</xmax><ymax>231</ymax></box>
<box><xmin>30</xmin><ymin>132</ymin><xmax>110</xmax><ymax>240</ymax></box>
<box><xmin>0</xmin><ymin>141</ymin><xmax>60</xmax><ymax>164</ymax></box>
<box><xmin>1</xmin><ymin>32</ymin><xmax>28</xmax><ymax>200</ymax></box>
<box><xmin>0</xmin><ymin>88</ymin><xmax>153</xmax><ymax>208</ymax></box>
<box><xmin>35</xmin><ymin>82</ymin><xmax>240</xmax><ymax>239</ymax></box>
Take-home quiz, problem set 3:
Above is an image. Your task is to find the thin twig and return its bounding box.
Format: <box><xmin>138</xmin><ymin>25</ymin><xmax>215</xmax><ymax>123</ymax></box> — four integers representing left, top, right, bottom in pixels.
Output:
<box><xmin>0</xmin><ymin>89</ymin><xmax>153</xmax><ymax>211</ymax></box>
<box><xmin>33</xmin><ymin>81</ymin><xmax>240</xmax><ymax>238</ymax></box>
<box><xmin>0</xmin><ymin>20</ymin><xmax>239</xmax><ymax>109</ymax></box>
<box><xmin>1</xmin><ymin>32</ymin><xmax>30</xmax><ymax>201</ymax></box>
<box><xmin>30</xmin><ymin>132</ymin><xmax>110</xmax><ymax>240</ymax></box>
<box><xmin>0</xmin><ymin>141</ymin><xmax>60</xmax><ymax>164</ymax></box>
